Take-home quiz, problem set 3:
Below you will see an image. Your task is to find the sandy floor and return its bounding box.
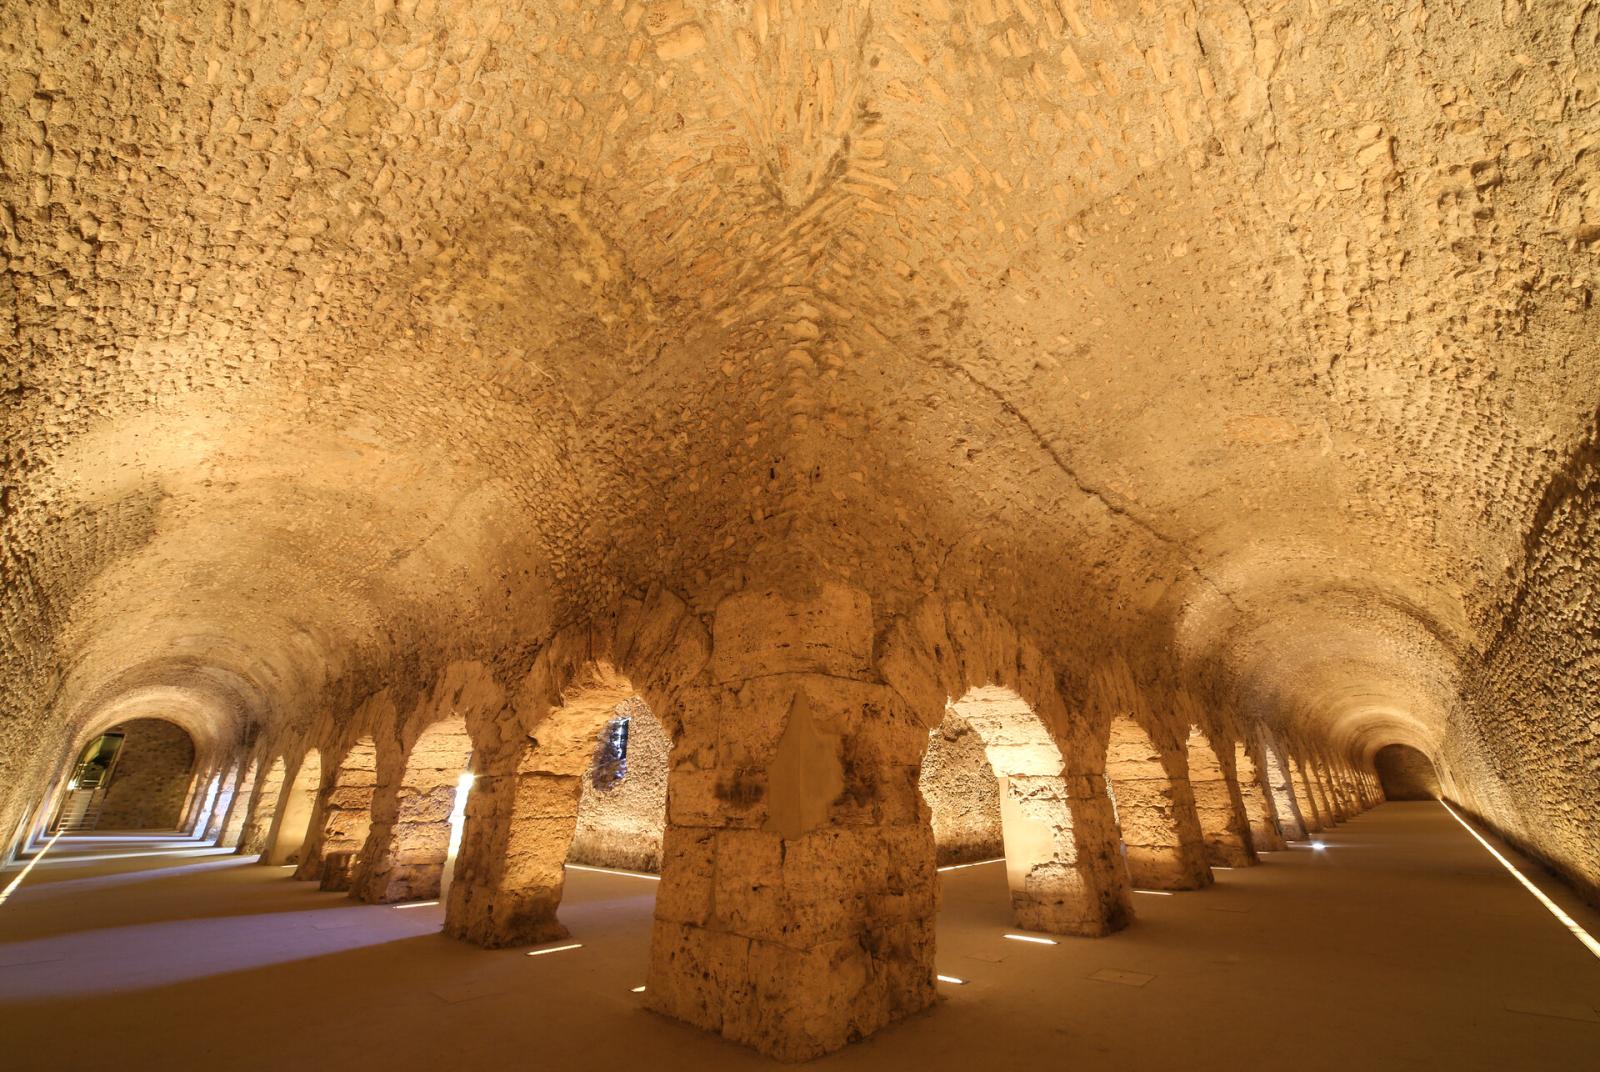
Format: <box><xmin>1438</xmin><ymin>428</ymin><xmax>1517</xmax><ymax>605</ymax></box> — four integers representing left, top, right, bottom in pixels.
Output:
<box><xmin>2</xmin><ymin>802</ymin><xmax>1597</xmax><ymax>1070</ymax></box>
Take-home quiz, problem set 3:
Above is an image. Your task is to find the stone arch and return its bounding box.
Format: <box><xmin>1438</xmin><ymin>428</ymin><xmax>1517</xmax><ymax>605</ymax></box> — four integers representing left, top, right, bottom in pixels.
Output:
<box><xmin>447</xmin><ymin>590</ymin><xmax>710</xmax><ymax>949</ymax></box>
<box><xmin>880</xmin><ymin>599</ymin><xmax>1133</xmax><ymax>938</ymax></box>
<box><xmin>448</xmin><ymin>673</ymin><xmax>660</xmax><ymax>945</ymax></box>
<box><xmin>219</xmin><ymin>757</ymin><xmax>260</xmax><ymax>848</ymax></box>
<box><xmin>1106</xmin><ymin>715</ymin><xmax>1212</xmax><ymax>890</ymax></box>
<box><xmin>1185</xmin><ymin>725</ymin><xmax>1256</xmax><ymax>867</ymax></box>
<box><xmin>238</xmin><ymin>755</ymin><xmax>287</xmax><ymax>855</ymax></box>
<box><xmin>353</xmin><ymin>718</ymin><xmax>473</xmax><ymax>904</ymax></box>
<box><xmin>89</xmin><ymin>717</ymin><xmax>197</xmax><ymax>830</ymax></box>
<box><xmin>921</xmin><ymin>686</ymin><xmax>1125</xmax><ymax>935</ymax></box>
<box><xmin>1258</xmin><ymin>736</ymin><xmax>1307</xmax><ymax>841</ymax></box>
<box><xmin>186</xmin><ymin>769</ymin><xmax>223</xmax><ymax>835</ymax></box>
<box><xmin>300</xmin><ymin>736</ymin><xmax>379</xmax><ymax>888</ymax></box>
<box><xmin>264</xmin><ymin>749</ymin><xmax>322</xmax><ymax>866</ymax></box>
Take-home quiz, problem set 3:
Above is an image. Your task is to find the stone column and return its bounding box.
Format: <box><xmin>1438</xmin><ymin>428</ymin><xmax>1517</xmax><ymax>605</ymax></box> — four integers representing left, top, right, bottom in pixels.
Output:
<box><xmin>644</xmin><ymin>584</ymin><xmax>937</xmax><ymax>1061</ymax></box>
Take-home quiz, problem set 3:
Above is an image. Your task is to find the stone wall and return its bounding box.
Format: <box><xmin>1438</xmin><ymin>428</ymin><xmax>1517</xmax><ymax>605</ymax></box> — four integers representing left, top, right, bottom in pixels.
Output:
<box><xmin>1374</xmin><ymin>744</ymin><xmax>1439</xmax><ymax>800</ymax></box>
<box><xmin>568</xmin><ymin>698</ymin><xmax>670</xmax><ymax>873</ymax></box>
<box><xmin>1446</xmin><ymin>423</ymin><xmax>1600</xmax><ymax>905</ymax></box>
<box><xmin>918</xmin><ymin>717</ymin><xmax>1003</xmax><ymax>866</ymax></box>
<box><xmin>95</xmin><ymin>718</ymin><xmax>195</xmax><ymax>830</ymax></box>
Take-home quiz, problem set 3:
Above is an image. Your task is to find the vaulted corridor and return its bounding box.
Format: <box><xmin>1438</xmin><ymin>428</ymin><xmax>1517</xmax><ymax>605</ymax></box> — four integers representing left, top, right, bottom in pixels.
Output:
<box><xmin>3</xmin><ymin>803</ymin><xmax>1595</xmax><ymax>1070</ymax></box>
<box><xmin>5</xmin><ymin>0</ymin><xmax>1600</xmax><ymax>1064</ymax></box>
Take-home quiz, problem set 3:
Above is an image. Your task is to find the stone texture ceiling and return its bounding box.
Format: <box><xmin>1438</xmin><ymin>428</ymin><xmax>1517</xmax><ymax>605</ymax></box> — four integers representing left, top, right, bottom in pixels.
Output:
<box><xmin>3</xmin><ymin>1</ymin><xmax>1598</xmax><ymax>831</ymax></box>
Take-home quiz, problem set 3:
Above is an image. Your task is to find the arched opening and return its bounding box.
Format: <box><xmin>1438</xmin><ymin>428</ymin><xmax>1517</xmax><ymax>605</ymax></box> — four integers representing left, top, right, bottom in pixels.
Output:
<box><xmin>1105</xmin><ymin>715</ymin><xmax>1210</xmax><ymax>890</ymax></box>
<box><xmin>187</xmin><ymin>771</ymin><xmax>223</xmax><ymax>835</ymax></box>
<box><xmin>1234</xmin><ymin>740</ymin><xmax>1286</xmax><ymax>852</ymax></box>
<box><xmin>53</xmin><ymin>718</ymin><xmax>197</xmax><ymax>832</ymax></box>
<box><xmin>306</xmin><ymin>736</ymin><xmax>379</xmax><ymax>890</ymax></box>
<box><xmin>567</xmin><ymin>697</ymin><xmax>670</xmax><ymax>873</ymax></box>
<box><xmin>238</xmin><ymin>756</ymin><xmax>288</xmax><ymax>855</ymax></box>
<box><xmin>919</xmin><ymin>687</ymin><xmax>1128</xmax><ymax>935</ymax></box>
<box><xmin>1186</xmin><ymin>727</ymin><xmax>1255</xmax><ymax>867</ymax></box>
<box><xmin>219</xmin><ymin>758</ymin><xmax>260</xmax><ymax>848</ymax></box>
<box><xmin>264</xmin><ymin>750</ymin><xmax>322</xmax><ymax>866</ymax></box>
<box><xmin>447</xmin><ymin>685</ymin><xmax>666</xmax><ymax>948</ymax></box>
<box><xmin>202</xmin><ymin>760</ymin><xmax>242</xmax><ymax>843</ymax></box>
<box><xmin>1374</xmin><ymin>744</ymin><xmax>1440</xmax><ymax>800</ymax></box>
<box><xmin>353</xmin><ymin>719</ymin><xmax>473</xmax><ymax>904</ymax></box>
<box><xmin>1260</xmin><ymin>741</ymin><xmax>1307</xmax><ymax>841</ymax></box>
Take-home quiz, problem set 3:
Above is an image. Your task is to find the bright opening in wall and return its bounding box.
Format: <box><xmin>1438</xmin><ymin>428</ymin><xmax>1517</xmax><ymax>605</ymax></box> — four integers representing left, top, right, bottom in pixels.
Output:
<box><xmin>439</xmin><ymin>770</ymin><xmax>475</xmax><ymax>903</ymax></box>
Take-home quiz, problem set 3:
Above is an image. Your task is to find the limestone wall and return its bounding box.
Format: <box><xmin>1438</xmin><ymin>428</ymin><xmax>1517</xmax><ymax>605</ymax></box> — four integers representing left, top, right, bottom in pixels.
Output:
<box><xmin>918</xmin><ymin>719</ymin><xmax>1003</xmax><ymax>866</ymax></box>
<box><xmin>95</xmin><ymin>719</ymin><xmax>195</xmax><ymax>830</ymax></box>
<box><xmin>1447</xmin><ymin>428</ymin><xmax>1600</xmax><ymax>905</ymax></box>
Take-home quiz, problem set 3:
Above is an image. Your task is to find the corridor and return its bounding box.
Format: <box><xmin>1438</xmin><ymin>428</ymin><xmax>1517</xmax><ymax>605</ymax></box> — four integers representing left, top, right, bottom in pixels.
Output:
<box><xmin>3</xmin><ymin>803</ymin><xmax>1595</xmax><ymax>1071</ymax></box>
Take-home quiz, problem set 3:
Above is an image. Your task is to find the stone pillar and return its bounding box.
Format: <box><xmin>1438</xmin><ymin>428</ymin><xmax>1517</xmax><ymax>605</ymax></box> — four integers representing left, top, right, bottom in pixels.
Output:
<box><xmin>1106</xmin><ymin>716</ymin><xmax>1213</xmax><ymax>890</ymax></box>
<box><xmin>297</xmin><ymin>739</ymin><xmax>378</xmax><ymax>887</ymax></box>
<box><xmin>1186</xmin><ymin>727</ymin><xmax>1256</xmax><ymax>867</ymax></box>
<box><xmin>1236</xmin><ymin>740</ymin><xmax>1288</xmax><ymax>852</ymax></box>
<box><xmin>202</xmin><ymin>761</ymin><xmax>241</xmax><ymax>843</ymax></box>
<box><xmin>644</xmin><ymin>584</ymin><xmax>937</xmax><ymax>1061</ymax></box>
<box><xmin>1290</xmin><ymin>757</ymin><xmax>1324</xmax><ymax>833</ymax></box>
<box><xmin>352</xmin><ymin>724</ymin><xmax>470</xmax><ymax>904</ymax></box>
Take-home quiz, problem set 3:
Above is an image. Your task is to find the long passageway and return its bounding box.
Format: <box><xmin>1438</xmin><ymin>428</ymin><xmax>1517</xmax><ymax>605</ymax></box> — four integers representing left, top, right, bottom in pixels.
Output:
<box><xmin>3</xmin><ymin>803</ymin><xmax>1595</xmax><ymax>1071</ymax></box>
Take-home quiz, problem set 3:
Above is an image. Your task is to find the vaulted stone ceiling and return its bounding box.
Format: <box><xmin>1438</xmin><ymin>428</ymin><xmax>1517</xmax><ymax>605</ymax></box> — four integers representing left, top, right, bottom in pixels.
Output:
<box><xmin>3</xmin><ymin>2</ymin><xmax>1597</xmax><ymax>885</ymax></box>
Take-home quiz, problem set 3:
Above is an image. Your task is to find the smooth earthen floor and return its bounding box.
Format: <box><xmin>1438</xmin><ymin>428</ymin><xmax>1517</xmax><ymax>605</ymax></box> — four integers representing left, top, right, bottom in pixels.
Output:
<box><xmin>3</xmin><ymin>802</ymin><xmax>1597</xmax><ymax>1070</ymax></box>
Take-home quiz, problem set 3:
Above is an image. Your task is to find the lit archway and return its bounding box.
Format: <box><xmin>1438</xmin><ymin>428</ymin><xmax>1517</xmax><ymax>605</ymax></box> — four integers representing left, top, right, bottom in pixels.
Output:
<box><xmin>568</xmin><ymin>698</ymin><xmax>670</xmax><ymax>873</ymax></box>
<box><xmin>447</xmin><ymin>683</ymin><xmax>663</xmax><ymax>947</ymax></box>
<box><xmin>1288</xmin><ymin>755</ymin><xmax>1325</xmax><ymax>832</ymax></box>
<box><xmin>52</xmin><ymin>718</ymin><xmax>197</xmax><ymax>832</ymax></box>
<box><xmin>921</xmin><ymin>687</ymin><xmax>1130</xmax><ymax>936</ymax></box>
<box><xmin>202</xmin><ymin>760</ymin><xmax>243</xmax><ymax>843</ymax></box>
<box><xmin>353</xmin><ymin>719</ymin><xmax>473</xmax><ymax>904</ymax></box>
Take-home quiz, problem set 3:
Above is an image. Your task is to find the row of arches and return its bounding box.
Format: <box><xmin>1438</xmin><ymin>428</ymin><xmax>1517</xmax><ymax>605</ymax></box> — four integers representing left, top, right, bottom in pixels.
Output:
<box><xmin>205</xmin><ymin>680</ymin><xmax>1370</xmax><ymax>943</ymax></box>
<box><xmin>69</xmin><ymin>590</ymin><xmax>1387</xmax><ymax>1061</ymax></box>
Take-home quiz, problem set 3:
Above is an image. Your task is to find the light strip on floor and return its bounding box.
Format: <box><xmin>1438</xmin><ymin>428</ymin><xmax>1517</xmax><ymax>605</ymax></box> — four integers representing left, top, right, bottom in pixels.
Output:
<box><xmin>1003</xmin><ymin>933</ymin><xmax>1057</xmax><ymax>945</ymax></box>
<box><xmin>526</xmin><ymin>943</ymin><xmax>583</xmax><ymax>957</ymax></box>
<box><xmin>936</xmin><ymin>974</ymin><xmax>967</xmax><ymax>985</ymax></box>
<box><xmin>1439</xmin><ymin>800</ymin><xmax>1600</xmax><ymax>961</ymax></box>
<box><xmin>630</xmin><ymin>985</ymin><xmax>647</xmax><ymax>993</ymax></box>
<box><xmin>1133</xmin><ymin>889</ymin><xmax>1173</xmax><ymax>896</ymax></box>
<box><xmin>393</xmin><ymin>900</ymin><xmax>440</xmax><ymax>909</ymax></box>
<box><xmin>0</xmin><ymin>830</ymin><xmax>63</xmax><ymax>906</ymax></box>
<box><xmin>565</xmin><ymin>863</ymin><xmax>661</xmax><ymax>881</ymax></box>
<box><xmin>937</xmin><ymin>858</ymin><xmax>1004</xmax><ymax>873</ymax></box>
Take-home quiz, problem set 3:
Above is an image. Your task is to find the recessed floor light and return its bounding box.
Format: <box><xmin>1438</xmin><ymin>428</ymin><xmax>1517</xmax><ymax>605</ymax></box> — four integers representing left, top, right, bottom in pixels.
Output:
<box><xmin>937</xmin><ymin>858</ymin><xmax>1004</xmax><ymax>873</ymax></box>
<box><xmin>630</xmin><ymin>985</ymin><xmax>647</xmax><ymax>993</ymax></box>
<box><xmin>1311</xmin><ymin>841</ymin><xmax>1327</xmax><ymax>851</ymax></box>
<box><xmin>936</xmin><ymin>974</ymin><xmax>967</xmax><ymax>985</ymax></box>
<box><xmin>1003</xmin><ymin>933</ymin><xmax>1057</xmax><ymax>945</ymax></box>
<box><xmin>393</xmin><ymin>900</ymin><xmax>440</xmax><ymax>909</ymax></box>
<box><xmin>526</xmin><ymin>943</ymin><xmax>582</xmax><ymax>957</ymax></box>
